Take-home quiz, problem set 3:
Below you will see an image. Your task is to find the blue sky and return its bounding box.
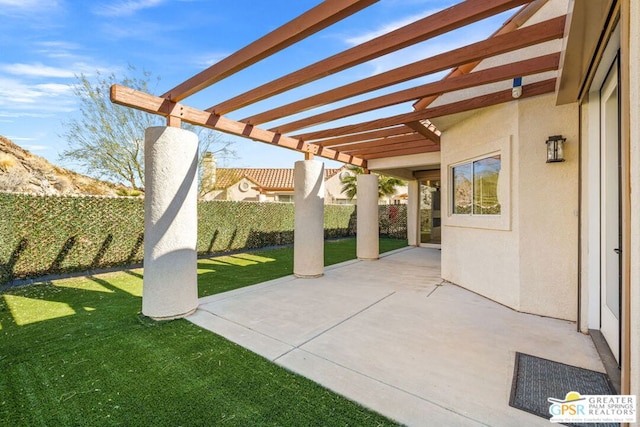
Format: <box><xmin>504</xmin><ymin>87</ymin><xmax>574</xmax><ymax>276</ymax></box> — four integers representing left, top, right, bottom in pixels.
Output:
<box><xmin>0</xmin><ymin>0</ymin><xmax>515</xmax><ymax>172</ymax></box>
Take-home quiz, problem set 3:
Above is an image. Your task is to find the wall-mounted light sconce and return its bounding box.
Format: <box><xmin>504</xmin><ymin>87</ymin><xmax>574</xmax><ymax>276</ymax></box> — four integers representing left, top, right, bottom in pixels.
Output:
<box><xmin>545</xmin><ymin>135</ymin><xmax>566</xmax><ymax>163</ymax></box>
<box><xmin>512</xmin><ymin>77</ymin><xmax>522</xmax><ymax>98</ymax></box>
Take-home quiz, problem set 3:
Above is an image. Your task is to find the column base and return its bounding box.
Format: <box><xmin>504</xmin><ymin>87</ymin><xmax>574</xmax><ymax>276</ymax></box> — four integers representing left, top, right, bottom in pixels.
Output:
<box><xmin>294</xmin><ymin>273</ymin><xmax>324</xmax><ymax>279</ymax></box>
<box><xmin>143</xmin><ymin>305</ymin><xmax>198</xmax><ymax>321</ymax></box>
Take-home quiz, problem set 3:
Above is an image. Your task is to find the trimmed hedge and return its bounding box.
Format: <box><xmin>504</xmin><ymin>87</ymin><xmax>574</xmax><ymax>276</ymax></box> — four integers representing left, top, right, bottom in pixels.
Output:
<box><xmin>1</xmin><ymin>194</ymin><xmax>406</xmax><ymax>285</ymax></box>
<box><xmin>1</xmin><ymin>194</ymin><xmax>145</xmax><ymax>285</ymax></box>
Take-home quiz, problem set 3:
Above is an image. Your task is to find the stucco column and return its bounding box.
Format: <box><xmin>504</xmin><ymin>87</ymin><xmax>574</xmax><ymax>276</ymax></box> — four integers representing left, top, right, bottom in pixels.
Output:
<box><xmin>407</xmin><ymin>180</ymin><xmax>420</xmax><ymax>246</ymax></box>
<box><xmin>294</xmin><ymin>160</ymin><xmax>324</xmax><ymax>277</ymax></box>
<box><xmin>357</xmin><ymin>173</ymin><xmax>379</xmax><ymax>260</ymax></box>
<box><xmin>142</xmin><ymin>126</ymin><xmax>199</xmax><ymax>320</ymax></box>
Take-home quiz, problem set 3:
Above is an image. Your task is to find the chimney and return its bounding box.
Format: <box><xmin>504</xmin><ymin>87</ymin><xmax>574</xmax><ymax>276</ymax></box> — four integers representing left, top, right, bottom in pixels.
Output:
<box><xmin>201</xmin><ymin>152</ymin><xmax>216</xmax><ymax>190</ymax></box>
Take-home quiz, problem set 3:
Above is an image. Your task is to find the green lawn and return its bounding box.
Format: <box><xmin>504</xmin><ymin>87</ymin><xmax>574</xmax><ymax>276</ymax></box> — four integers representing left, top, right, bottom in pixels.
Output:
<box><xmin>1</xmin><ymin>238</ymin><xmax>407</xmax><ymax>426</ymax></box>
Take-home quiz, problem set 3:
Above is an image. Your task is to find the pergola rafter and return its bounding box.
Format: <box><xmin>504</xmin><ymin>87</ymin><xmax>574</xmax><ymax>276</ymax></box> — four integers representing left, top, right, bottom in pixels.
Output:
<box><xmin>359</xmin><ymin>144</ymin><xmax>441</xmax><ymax>160</ymax></box>
<box><xmin>268</xmin><ymin>52</ymin><xmax>560</xmax><ymax>134</ymax></box>
<box><xmin>292</xmin><ymin>78</ymin><xmax>557</xmax><ymax>141</ymax></box>
<box><xmin>112</xmin><ymin>0</ymin><xmax>566</xmax><ymax>164</ymax></box>
<box><xmin>347</xmin><ymin>140</ymin><xmax>436</xmax><ymax>157</ymax></box>
<box><xmin>412</xmin><ymin>0</ymin><xmax>550</xmax><ymax>111</ymax></box>
<box><xmin>406</xmin><ymin>121</ymin><xmax>441</xmax><ymax>142</ymax></box>
<box><xmin>207</xmin><ymin>0</ymin><xmax>532</xmax><ymax>116</ymax></box>
<box><xmin>161</xmin><ymin>0</ymin><xmax>378</xmax><ymax>102</ymax></box>
<box><xmin>241</xmin><ymin>16</ymin><xmax>564</xmax><ymax>130</ymax></box>
<box><xmin>338</xmin><ymin>134</ymin><xmax>435</xmax><ymax>154</ymax></box>
<box><xmin>313</xmin><ymin>126</ymin><xmax>417</xmax><ymax>147</ymax></box>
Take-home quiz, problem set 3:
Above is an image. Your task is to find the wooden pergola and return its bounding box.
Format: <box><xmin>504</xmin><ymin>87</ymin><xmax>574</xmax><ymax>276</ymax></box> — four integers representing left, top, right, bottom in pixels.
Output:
<box><xmin>111</xmin><ymin>0</ymin><xmax>564</xmax><ymax>169</ymax></box>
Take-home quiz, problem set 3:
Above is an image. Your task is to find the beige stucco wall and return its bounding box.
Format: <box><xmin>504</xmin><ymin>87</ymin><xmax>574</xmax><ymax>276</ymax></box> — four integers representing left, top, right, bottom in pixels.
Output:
<box><xmin>200</xmin><ymin>178</ymin><xmax>260</xmax><ymax>202</ymax></box>
<box><xmin>204</xmin><ymin>169</ymin><xmax>351</xmax><ymax>204</ymax></box>
<box><xmin>441</xmin><ymin>102</ymin><xmax>521</xmax><ymax>309</ymax></box>
<box><xmin>325</xmin><ymin>171</ymin><xmax>349</xmax><ymax>203</ymax></box>
<box><xmin>225</xmin><ymin>178</ymin><xmax>260</xmax><ymax>201</ymax></box>
<box><xmin>368</xmin><ymin>152</ymin><xmax>440</xmax><ymax>181</ymax></box>
<box><xmin>441</xmin><ymin>94</ymin><xmax>579</xmax><ymax>320</ymax></box>
<box><xmin>516</xmin><ymin>94</ymin><xmax>579</xmax><ymax>320</ymax></box>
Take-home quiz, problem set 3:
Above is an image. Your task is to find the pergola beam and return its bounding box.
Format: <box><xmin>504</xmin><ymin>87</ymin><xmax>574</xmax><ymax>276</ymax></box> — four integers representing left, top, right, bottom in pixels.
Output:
<box><xmin>313</xmin><ymin>126</ymin><xmax>415</xmax><ymax>146</ymax></box>
<box><xmin>110</xmin><ymin>84</ymin><xmax>366</xmax><ymax>167</ymax></box>
<box><xmin>209</xmin><ymin>0</ymin><xmax>531</xmax><ymax>115</ymax></box>
<box><xmin>336</xmin><ymin>134</ymin><xmax>432</xmax><ymax>152</ymax></box>
<box><xmin>413</xmin><ymin>0</ymin><xmax>549</xmax><ymax>110</ymax></box>
<box><xmin>250</xmin><ymin>16</ymin><xmax>564</xmax><ymax>131</ymax></box>
<box><xmin>293</xmin><ymin>78</ymin><xmax>557</xmax><ymax>141</ymax></box>
<box><xmin>360</xmin><ymin>144</ymin><xmax>441</xmax><ymax>160</ymax></box>
<box><xmin>268</xmin><ymin>53</ymin><xmax>560</xmax><ymax>134</ymax></box>
<box><xmin>346</xmin><ymin>141</ymin><xmax>435</xmax><ymax>157</ymax></box>
<box><xmin>161</xmin><ymin>0</ymin><xmax>378</xmax><ymax>102</ymax></box>
<box><xmin>404</xmin><ymin>121</ymin><xmax>441</xmax><ymax>142</ymax></box>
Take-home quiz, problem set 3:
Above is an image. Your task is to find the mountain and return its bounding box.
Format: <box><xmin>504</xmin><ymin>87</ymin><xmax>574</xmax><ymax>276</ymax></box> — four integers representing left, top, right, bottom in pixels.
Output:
<box><xmin>0</xmin><ymin>136</ymin><xmax>136</xmax><ymax>196</ymax></box>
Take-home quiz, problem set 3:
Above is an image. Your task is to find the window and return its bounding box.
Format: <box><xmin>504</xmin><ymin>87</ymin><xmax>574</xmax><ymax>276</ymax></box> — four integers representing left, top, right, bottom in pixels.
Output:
<box><xmin>452</xmin><ymin>155</ymin><xmax>501</xmax><ymax>215</ymax></box>
<box><xmin>334</xmin><ymin>198</ymin><xmax>353</xmax><ymax>205</ymax></box>
<box><xmin>276</xmin><ymin>194</ymin><xmax>293</xmax><ymax>203</ymax></box>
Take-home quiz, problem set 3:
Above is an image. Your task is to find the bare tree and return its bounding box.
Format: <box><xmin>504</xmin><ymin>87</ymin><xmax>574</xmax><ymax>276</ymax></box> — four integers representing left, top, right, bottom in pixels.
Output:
<box><xmin>60</xmin><ymin>66</ymin><xmax>236</xmax><ymax>190</ymax></box>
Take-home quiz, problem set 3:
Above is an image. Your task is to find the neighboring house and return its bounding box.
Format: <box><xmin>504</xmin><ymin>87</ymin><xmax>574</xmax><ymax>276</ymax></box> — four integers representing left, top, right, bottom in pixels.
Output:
<box><xmin>115</xmin><ymin>0</ymin><xmax>640</xmax><ymax>401</ymax></box>
<box><xmin>199</xmin><ymin>153</ymin><xmax>407</xmax><ymax>204</ymax></box>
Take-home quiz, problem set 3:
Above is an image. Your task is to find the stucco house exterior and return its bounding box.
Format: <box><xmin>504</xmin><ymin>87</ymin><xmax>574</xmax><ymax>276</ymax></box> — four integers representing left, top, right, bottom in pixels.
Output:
<box><xmin>112</xmin><ymin>0</ymin><xmax>639</xmax><ymax>405</ymax></box>
<box><xmin>199</xmin><ymin>153</ymin><xmax>407</xmax><ymax>204</ymax></box>
<box><xmin>199</xmin><ymin>153</ymin><xmax>348</xmax><ymax>203</ymax></box>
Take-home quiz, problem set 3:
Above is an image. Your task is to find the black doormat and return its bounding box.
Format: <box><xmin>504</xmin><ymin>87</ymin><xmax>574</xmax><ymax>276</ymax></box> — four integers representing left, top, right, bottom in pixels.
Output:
<box><xmin>509</xmin><ymin>352</ymin><xmax>618</xmax><ymax>427</ymax></box>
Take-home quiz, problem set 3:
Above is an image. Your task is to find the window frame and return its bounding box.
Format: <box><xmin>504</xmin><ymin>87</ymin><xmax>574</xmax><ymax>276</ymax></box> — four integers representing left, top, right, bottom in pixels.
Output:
<box><xmin>445</xmin><ymin>136</ymin><xmax>511</xmax><ymax>231</ymax></box>
<box><xmin>452</xmin><ymin>154</ymin><xmax>502</xmax><ymax>216</ymax></box>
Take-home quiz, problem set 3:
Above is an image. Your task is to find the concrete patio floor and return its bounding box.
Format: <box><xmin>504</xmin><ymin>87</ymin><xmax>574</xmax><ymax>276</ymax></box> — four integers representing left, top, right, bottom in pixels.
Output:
<box><xmin>187</xmin><ymin>247</ymin><xmax>605</xmax><ymax>426</ymax></box>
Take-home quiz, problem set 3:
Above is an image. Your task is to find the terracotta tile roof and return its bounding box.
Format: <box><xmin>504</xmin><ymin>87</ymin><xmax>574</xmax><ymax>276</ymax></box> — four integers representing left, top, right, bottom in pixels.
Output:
<box><xmin>215</xmin><ymin>167</ymin><xmax>344</xmax><ymax>190</ymax></box>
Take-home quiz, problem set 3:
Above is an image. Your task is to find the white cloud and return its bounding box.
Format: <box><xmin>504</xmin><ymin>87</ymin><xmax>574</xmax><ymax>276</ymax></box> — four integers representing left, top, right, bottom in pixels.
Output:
<box><xmin>346</xmin><ymin>6</ymin><xmax>499</xmax><ymax>78</ymax></box>
<box><xmin>99</xmin><ymin>20</ymin><xmax>168</xmax><ymax>40</ymax></box>
<box><xmin>0</xmin><ymin>0</ymin><xmax>62</xmax><ymax>17</ymax></box>
<box><xmin>94</xmin><ymin>0</ymin><xmax>165</xmax><ymax>17</ymax></box>
<box><xmin>0</xmin><ymin>112</ymin><xmax>54</xmax><ymax>118</ymax></box>
<box><xmin>6</xmin><ymin>136</ymin><xmax>36</xmax><ymax>141</ymax></box>
<box><xmin>365</xmin><ymin>38</ymin><xmax>463</xmax><ymax>76</ymax></box>
<box><xmin>35</xmin><ymin>41</ymin><xmax>83</xmax><ymax>59</ymax></box>
<box><xmin>193</xmin><ymin>51</ymin><xmax>230</xmax><ymax>68</ymax></box>
<box><xmin>0</xmin><ymin>77</ymin><xmax>75</xmax><ymax>112</ymax></box>
<box><xmin>0</xmin><ymin>0</ymin><xmax>58</xmax><ymax>7</ymax></box>
<box><xmin>22</xmin><ymin>144</ymin><xmax>51</xmax><ymax>151</ymax></box>
<box><xmin>35</xmin><ymin>83</ymin><xmax>74</xmax><ymax>96</ymax></box>
<box><xmin>36</xmin><ymin>41</ymin><xmax>81</xmax><ymax>50</ymax></box>
<box><xmin>0</xmin><ymin>63</ymin><xmax>75</xmax><ymax>78</ymax></box>
<box><xmin>344</xmin><ymin>8</ymin><xmax>444</xmax><ymax>46</ymax></box>
<box><xmin>0</xmin><ymin>62</ymin><xmax>114</xmax><ymax>79</ymax></box>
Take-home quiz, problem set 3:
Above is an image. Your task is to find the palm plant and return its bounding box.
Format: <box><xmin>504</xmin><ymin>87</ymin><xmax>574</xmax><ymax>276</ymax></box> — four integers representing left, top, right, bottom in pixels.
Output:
<box><xmin>340</xmin><ymin>166</ymin><xmax>405</xmax><ymax>200</ymax></box>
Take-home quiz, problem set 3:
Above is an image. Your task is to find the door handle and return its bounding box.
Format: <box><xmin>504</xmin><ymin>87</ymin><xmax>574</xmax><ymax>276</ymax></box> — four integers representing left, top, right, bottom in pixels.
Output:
<box><xmin>614</xmin><ymin>248</ymin><xmax>622</xmax><ymax>254</ymax></box>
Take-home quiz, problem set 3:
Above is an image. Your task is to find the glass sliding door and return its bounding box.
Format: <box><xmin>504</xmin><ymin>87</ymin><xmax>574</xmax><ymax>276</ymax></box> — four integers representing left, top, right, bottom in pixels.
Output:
<box><xmin>419</xmin><ymin>180</ymin><xmax>441</xmax><ymax>245</ymax></box>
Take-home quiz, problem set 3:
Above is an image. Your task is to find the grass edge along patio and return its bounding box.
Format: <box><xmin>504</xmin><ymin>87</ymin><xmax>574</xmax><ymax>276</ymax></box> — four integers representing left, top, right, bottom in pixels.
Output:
<box><xmin>0</xmin><ymin>238</ymin><xmax>407</xmax><ymax>426</ymax></box>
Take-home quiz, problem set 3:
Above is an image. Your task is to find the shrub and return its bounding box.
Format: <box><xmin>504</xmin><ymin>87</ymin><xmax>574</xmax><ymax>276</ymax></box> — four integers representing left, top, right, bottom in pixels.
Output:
<box><xmin>0</xmin><ymin>194</ymin><xmax>406</xmax><ymax>285</ymax></box>
<box><xmin>0</xmin><ymin>154</ymin><xmax>16</xmax><ymax>171</ymax></box>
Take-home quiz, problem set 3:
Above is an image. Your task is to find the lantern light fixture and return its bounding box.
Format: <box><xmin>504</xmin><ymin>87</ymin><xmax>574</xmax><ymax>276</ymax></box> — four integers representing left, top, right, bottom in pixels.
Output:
<box><xmin>512</xmin><ymin>77</ymin><xmax>522</xmax><ymax>98</ymax></box>
<box><xmin>545</xmin><ymin>135</ymin><xmax>566</xmax><ymax>163</ymax></box>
